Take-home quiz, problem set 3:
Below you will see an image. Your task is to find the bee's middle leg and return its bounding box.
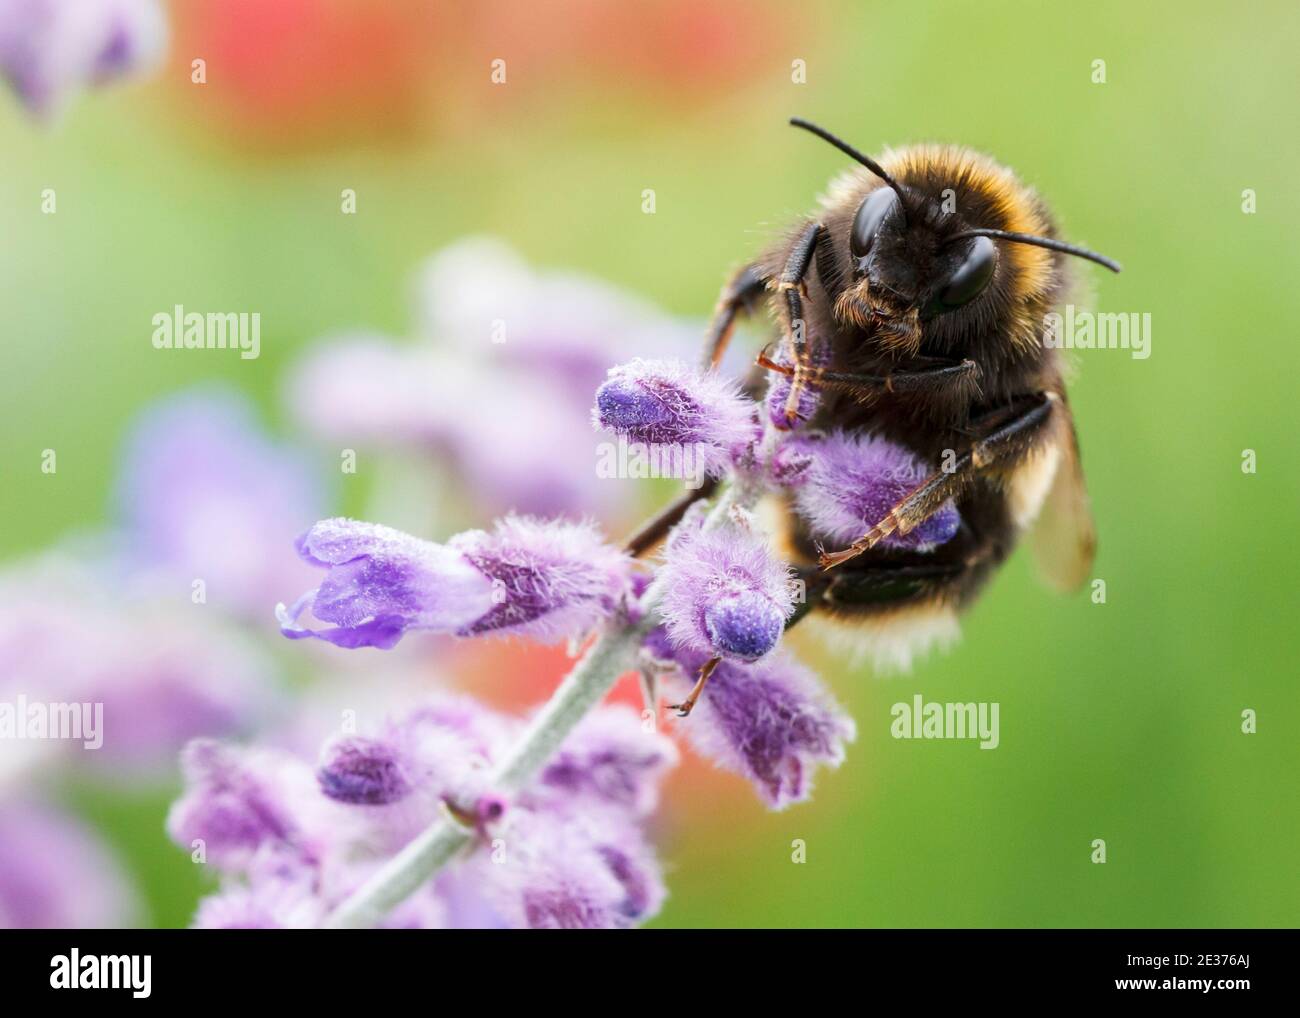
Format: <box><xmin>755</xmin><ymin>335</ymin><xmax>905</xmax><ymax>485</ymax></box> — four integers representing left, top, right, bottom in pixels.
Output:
<box><xmin>819</xmin><ymin>392</ymin><xmax>1059</xmax><ymax>569</ymax></box>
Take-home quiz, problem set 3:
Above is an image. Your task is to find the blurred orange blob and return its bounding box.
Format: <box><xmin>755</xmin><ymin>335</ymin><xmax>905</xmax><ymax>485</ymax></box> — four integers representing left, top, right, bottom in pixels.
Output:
<box><xmin>173</xmin><ymin>0</ymin><xmax>441</xmax><ymax>149</ymax></box>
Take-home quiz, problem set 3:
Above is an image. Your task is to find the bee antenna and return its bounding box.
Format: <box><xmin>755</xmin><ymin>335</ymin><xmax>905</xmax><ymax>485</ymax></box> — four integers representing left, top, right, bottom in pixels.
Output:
<box><xmin>789</xmin><ymin>117</ymin><xmax>912</xmax><ymax>217</ymax></box>
<box><xmin>948</xmin><ymin>228</ymin><xmax>1122</xmax><ymax>273</ymax></box>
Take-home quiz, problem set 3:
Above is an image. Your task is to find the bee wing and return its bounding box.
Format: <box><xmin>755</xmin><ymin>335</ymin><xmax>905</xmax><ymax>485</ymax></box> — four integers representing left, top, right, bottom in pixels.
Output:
<box><xmin>1030</xmin><ymin>405</ymin><xmax>1096</xmax><ymax>592</ymax></box>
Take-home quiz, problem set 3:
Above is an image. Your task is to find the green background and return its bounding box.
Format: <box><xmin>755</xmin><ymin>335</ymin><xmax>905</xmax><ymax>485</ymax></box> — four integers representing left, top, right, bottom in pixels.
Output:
<box><xmin>1</xmin><ymin>0</ymin><xmax>1296</xmax><ymax>927</ymax></box>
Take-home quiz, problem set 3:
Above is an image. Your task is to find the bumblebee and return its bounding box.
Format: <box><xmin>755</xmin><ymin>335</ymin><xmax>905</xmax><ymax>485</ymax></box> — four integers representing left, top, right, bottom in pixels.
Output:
<box><xmin>629</xmin><ymin>118</ymin><xmax>1119</xmax><ymax>671</ymax></box>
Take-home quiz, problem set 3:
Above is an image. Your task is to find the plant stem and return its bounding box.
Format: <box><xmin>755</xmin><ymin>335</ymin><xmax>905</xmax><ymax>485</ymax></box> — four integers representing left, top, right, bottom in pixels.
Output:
<box><xmin>322</xmin><ymin>480</ymin><xmax>750</xmax><ymax>929</ymax></box>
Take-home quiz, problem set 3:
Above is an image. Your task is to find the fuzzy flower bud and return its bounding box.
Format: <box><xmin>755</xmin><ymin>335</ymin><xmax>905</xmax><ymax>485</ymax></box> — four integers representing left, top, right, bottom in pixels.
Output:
<box><xmin>663</xmin><ymin>645</ymin><xmax>856</xmax><ymax>810</ymax></box>
<box><xmin>593</xmin><ymin>358</ymin><xmax>757</xmax><ymax>477</ymax></box>
<box><xmin>317</xmin><ymin>735</ymin><xmax>411</xmax><ymax>806</ymax></box>
<box><xmin>790</xmin><ymin>430</ymin><xmax>961</xmax><ymax>551</ymax></box>
<box><xmin>278</xmin><ymin>516</ymin><xmax>631</xmax><ymax>649</ymax></box>
<box><xmin>659</xmin><ymin>516</ymin><xmax>795</xmax><ymax>662</ymax></box>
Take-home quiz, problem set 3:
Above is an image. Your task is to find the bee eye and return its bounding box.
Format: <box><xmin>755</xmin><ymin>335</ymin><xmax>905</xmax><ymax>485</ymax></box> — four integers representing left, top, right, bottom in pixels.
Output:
<box><xmin>937</xmin><ymin>235</ymin><xmax>996</xmax><ymax>310</ymax></box>
<box><xmin>849</xmin><ymin>187</ymin><xmax>898</xmax><ymax>259</ymax></box>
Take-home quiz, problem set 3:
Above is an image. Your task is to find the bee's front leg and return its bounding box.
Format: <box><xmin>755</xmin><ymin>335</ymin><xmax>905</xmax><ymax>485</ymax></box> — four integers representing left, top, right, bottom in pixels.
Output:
<box><xmin>819</xmin><ymin>392</ymin><xmax>1059</xmax><ymax>570</ymax></box>
<box><xmin>774</xmin><ymin>221</ymin><xmax>826</xmax><ymax>424</ymax></box>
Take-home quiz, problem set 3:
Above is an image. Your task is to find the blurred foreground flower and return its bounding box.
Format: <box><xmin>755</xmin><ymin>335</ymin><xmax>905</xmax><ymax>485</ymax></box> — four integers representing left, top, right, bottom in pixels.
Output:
<box><xmin>170</xmin><ymin>699</ymin><xmax>675</xmax><ymax>929</ymax></box>
<box><xmin>0</xmin><ymin>0</ymin><xmax>165</xmax><ymax>118</ymax></box>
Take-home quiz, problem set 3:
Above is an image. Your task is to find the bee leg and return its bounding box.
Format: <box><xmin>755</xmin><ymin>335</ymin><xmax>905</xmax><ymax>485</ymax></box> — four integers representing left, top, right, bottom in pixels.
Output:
<box><xmin>820</xmin><ymin>392</ymin><xmax>1059</xmax><ymax>569</ymax></box>
<box><xmin>777</xmin><ymin>222</ymin><xmax>826</xmax><ymax>424</ymax></box>
<box><xmin>666</xmin><ymin>656</ymin><xmax>721</xmax><ymax>718</ymax></box>
<box><xmin>816</xmin><ymin>357</ymin><xmax>981</xmax><ymax>402</ymax></box>
<box><xmin>702</xmin><ymin>264</ymin><xmax>769</xmax><ymax>370</ymax></box>
<box><xmin>622</xmin><ymin>477</ymin><xmax>719</xmax><ymax>558</ymax></box>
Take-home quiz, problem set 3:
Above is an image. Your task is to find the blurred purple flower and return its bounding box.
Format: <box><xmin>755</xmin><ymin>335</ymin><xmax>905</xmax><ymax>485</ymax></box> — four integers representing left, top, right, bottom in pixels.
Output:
<box><xmin>0</xmin><ymin>0</ymin><xmax>166</xmax><ymax>119</ymax></box>
<box><xmin>0</xmin><ymin>555</ymin><xmax>276</xmax><ymax>776</ymax></box>
<box><xmin>172</xmin><ymin>697</ymin><xmax>676</xmax><ymax>929</ymax></box>
<box><xmin>115</xmin><ymin>386</ymin><xmax>327</xmax><ymax>620</ymax></box>
<box><xmin>279</xmin><ymin>515</ymin><xmax>631</xmax><ymax>649</ymax></box>
<box><xmin>533</xmin><ymin>705</ymin><xmax>678</xmax><ymax>819</ymax></box>
<box><xmin>0</xmin><ymin>802</ymin><xmax>138</xmax><ymax>928</ymax></box>
<box><xmin>289</xmin><ymin>238</ymin><xmax>703</xmax><ymax>519</ymax></box>
<box><xmin>467</xmin><ymin>807</ymin><xmax>665</xmax><ymax>930</ymax></box>
<box><xmin>659</xmin><ymin>513</ymin><xmax>794</xmax><ymax>661</ymax></box>
<box><xmin>789</xmin><ymin>429</ymin><xmax>961</xmax><ymax>551</ymax></box>
<box><xmin>166</xmin><ymin>739</ymin><xmax>337</xmax><ymax>873</ymax></box>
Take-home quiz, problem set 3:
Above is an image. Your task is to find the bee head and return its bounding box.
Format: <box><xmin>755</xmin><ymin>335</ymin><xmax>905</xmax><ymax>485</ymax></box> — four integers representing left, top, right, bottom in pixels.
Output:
<box><xmin>790</xmin><ymin>118</ymin><xmax>1119</xmax><ymax>355</ymax></box>
<box><xmin>847</xmin><ymin>185</ymin><xmax>999</xmax><ymax>320</ymax></box>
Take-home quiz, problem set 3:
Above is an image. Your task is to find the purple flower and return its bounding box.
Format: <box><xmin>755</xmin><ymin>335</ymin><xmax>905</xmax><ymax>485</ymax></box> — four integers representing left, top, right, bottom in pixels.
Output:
<box><xmin>0</xmin><ymin>554</ymin><xmax>275</xmax><ymax>775</ymax></box>
<box><xmin>448</xmin><ymin>516</ymin><xmax>631</xmax><ymax>642</ymax></box>
<box><xmin>0</xmin><ymin>0</ymin><xmax>166</xmax><ymax>119</ymax></box>
<box><xmin>166</xmin><ymin>740</ymin><xmax>333</xmax><ymax>872</ymax></box>
<box><xmin>473</xmin><ymin>808</ymin><xmax>665</xmax><ymax>930</ymax></box>
<box><xmin>317</xmin><ymin>735</ymin><xmax>412</xmax><ymax>806</ymax></box>
<box><xmin>790</xmin><ymin>429</ymin><xmax>961</xmax><ymax>551</ymax></box>
<box><xmin>0</xmin><ymin>802</ymin><xmax>138</xmax><ymax>928</ymax></box>
<box><xmin>114</xmin><ymin>386</ymin><xmax>327</xmax><ymax>620</ymax></box>
<box><xmin>173</xmin><ymin>696</ymin><xmax>675</xmax><ymax>929</ymax></box>
<box><xmin>280</xmin><ymin>516</ymin><xmax>631</xmax><ymax>650</ymax></box>
<box><xmin>651</xmin><ymin>634</ymin><xmax>855</xmax><ymax>809</ymax></box>
<box><xmin>279</xmin><ymin>518</ymin><xmax>496</xmax><ymax>649</ymax></box>
<box><xmin>659</xmin><ymin>516</ymin><xmax>795</xmax><ymax>662</ymax></box>
<box><xmin>593</xmin><ymin>358</ymin><xmax>758</xmax><ymax>477</ymax></box>
<box><xmin>532</xmin><ymin>706</ymin><xmax>679</xmax><ymax>818</ymax></box>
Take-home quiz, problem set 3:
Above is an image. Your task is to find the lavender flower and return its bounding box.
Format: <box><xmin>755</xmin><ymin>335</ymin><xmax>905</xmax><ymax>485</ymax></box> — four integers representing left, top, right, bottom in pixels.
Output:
<box><xmin>0</xmin><ymin>554</ymin><xmax>275</xmax><ymax>775</ymax></box>
<box><xmin>662</xmin><ymin>645</ymin><xmax>856</xmax><ymax>810</ymax></box>
<box><xmin>114</xmin><ymin>386</ymin><xmax>326</xmax><ymax>620</ymax></box>
<box><xmin>790</xmin><ymin>429</ymin><xmax>961</xmax><ymax>551</ymax></box>
<box><xmin>317</xmin><ymin>735</ymin><xmax>412</xmax><ymax>806</ymax></box>
<box><xmin>659</xmin><ymin>514</ymin><xmax>795</xmax><ymax>662</ymax></box>
<box><xmin>279</xmin><ymin>516</ymin><xmax>630</xmax><ymax>649</ymax></box>
<box><xmin>172</xmin><ymin>698</ymin><xmax>676</xmax><ymax>929</ymax></box>
<box><xmin>0</xmin><ymin>802</ymin><xmax>138</xmax><ymax>928</ymax></box>
<box><xmin>166</xmin><ymin>739</ymin><xmax>335</xmax><ymax>872</ymax></box>
<box><xmin>278</xmin><ymin>518</ymin><xmax>496</xmax><ymax>649</ymax></box>
<box><xmin>0</xmin><ymin>0</ymin><xmax>166</xmax><ymax>119</ymax></box>
<box><xmin>593</xmin><ymin>358</ymin><xmax>758</xmax><ymax>477</ymax></box>
<box><xmin>471</xmin><ymin>807</ymin><xmax>664</xmax><ymax>930</ymax></box>
<box><xmin>533</xmin><ymin>705</ymin><xmax>679</xmax><ymax>818</ymax></box>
